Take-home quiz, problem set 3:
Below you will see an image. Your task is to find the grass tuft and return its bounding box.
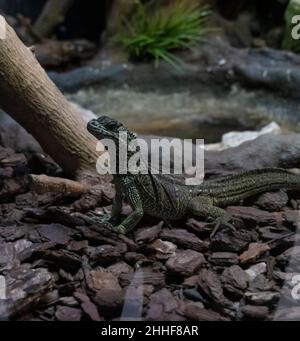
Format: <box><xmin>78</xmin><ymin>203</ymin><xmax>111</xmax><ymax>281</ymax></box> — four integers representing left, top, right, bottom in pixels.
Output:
<box><xmin>119</xmin><ymin>0</ymin><xmax>211</xmax><ymax>69</ymax></box>
<box><xmin>283</xmin><ymin>0</ymin><xmax>300</xmax><ymax>53</ymax></box>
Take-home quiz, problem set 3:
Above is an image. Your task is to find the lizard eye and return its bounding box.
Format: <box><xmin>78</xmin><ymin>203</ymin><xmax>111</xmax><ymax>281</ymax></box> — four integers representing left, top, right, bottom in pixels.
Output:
<box><xmin>89</xmin><ymin>120</ymin><xmax>98</xmax><ymax>128</ymax></box>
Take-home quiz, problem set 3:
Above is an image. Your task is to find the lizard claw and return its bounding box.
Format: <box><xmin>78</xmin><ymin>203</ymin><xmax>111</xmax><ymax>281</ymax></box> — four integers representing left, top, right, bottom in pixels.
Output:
<box><xmin>92</xmin><ymin>223</ymin><xmax>127</xmax><ymax>235</ymax></box>
<box><xmin>87</xmin><ymin>211</ymin><xmax>111</xmax><ymax>221</ymax></box>
<box><xmin>87</xmin><ymin>210</ymin><xmax>119</xmax><ymax>224</ymax></box>
<box><xmin>73</xmin><ymin>212</ymin><xmax>118</xmax><ymax>231</ymax></box>
<box><xmin>209</xmin><ymin>215</ymin><xmax>239</xmax><ymax>239</ymax></box>
<box><xmin>112</xmin><ymin>224</ymin><xmax>127</xmax><ymax>234</ymax></box>
<box><xmin>74</xmin><ymin>210</ymin><xmax>128</xmax><ymax>234</ymax></box>
<box><xmin>82</xmin><ymin>212</ymin><xmax>127</xmax><ymax>234</ymax></box>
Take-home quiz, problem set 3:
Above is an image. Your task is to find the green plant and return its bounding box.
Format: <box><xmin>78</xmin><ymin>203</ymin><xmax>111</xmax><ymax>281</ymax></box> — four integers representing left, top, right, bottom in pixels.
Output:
<box><xmin>283</xmin><ymin>0</ymin><xmax>300</xmax><ymax>52</ymax></box>
<box><xmin>119</xmin><ymin>0</ymin><xmax>211</xmax><ymax>68</ymax></box>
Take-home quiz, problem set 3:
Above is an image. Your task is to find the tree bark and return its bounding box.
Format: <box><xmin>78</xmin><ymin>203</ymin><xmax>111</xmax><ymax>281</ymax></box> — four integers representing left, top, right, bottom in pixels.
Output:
<box><xmin>33</xmin><ymin>0</ymin><xmax>74</xmax><ymax>38</ymax></box>
<box><xmin>0</xmin><ymin>15</ymin><xmax>99</xmax><ymax>178</ymax></box>
<box><xmin>29</xmin><ymin>174</ymin><xmax>88</xmax><ymax>197</ymax></box>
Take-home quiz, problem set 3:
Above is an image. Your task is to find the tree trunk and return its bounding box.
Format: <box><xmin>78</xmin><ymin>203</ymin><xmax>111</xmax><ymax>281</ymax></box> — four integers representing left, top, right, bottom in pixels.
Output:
<box><xmin>0</xmin><ymin>15</ymin><xmax>99</xmax><ymax>179</ymax></box>
<box><xmin>33</xmin><ymin>0</ymin><xmax>74</xmax><ymax>38</ymax></box>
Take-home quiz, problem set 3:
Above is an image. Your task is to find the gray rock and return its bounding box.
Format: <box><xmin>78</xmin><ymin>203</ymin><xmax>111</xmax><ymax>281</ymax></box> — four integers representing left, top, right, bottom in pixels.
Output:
<box><xmin>0</xmin><ymin>243</ymin><xmax>17</xmax><ymax>273</ymax></box>
<box><xmin>146</xmin><ymin>288</ymin><xmax>183</xmax><ymax>321</ymax></box>
<box><xmin>59</xmin><ymin>297</ymin><xmax>79</xmax><ymax>307</ymax></box>
<box><xmin>28</xmin><ymin>224</ymin><xmax>74</xmax><ymax>244</ymax></box>
<box><xmin>197</xmin><ymin>269</ymin><xmax>226</xmax><ymax>305</ymax></box>
<box><xmin>134</xmin><ymin>222</ymin><xmax>163</xmax><ymax>244</ymax></box>
<box><xmin>166</xmin><ymin>250</ymin><xmax>206</xmax><ymax>277</ymax></box>
<box><xmin>184</xmin><ymin>302</ymin><xmax>228</xmax><ymax>321</ymax></box>
<box><xmin>210</xmin><ymin>230</ymin><xmax>252</xmax><ymax>253</ymax></box>
<box><xmin>87</xmin><ymin>268</ymin><xmax>125</xmax><ymax>316</ymax></box>
<box><xmin>227</xmin><ymin>206</ymin><xmax>281</xmax><ymax>226</ymax></box>
<box><xmin>0</xmin><ymin>111</ymin><xmax>42</xmax><ymax>153</ymax></box>
<box><xmin>149</xmin><ymin>239</ymin><xmax>177</xmax><ymax>259</ymax></box>
<box><xmin>277</xmin><ymin>246</ymin><xmax>300</xmax><ymax>272</ymax></box>
<box><xmin>0</xmin><ymin>267</ymin><xmax>53</xmax><ymax>319</ymax></box>
<box><xmin>119</xmin><ymin>267</ymin><xmax>165</xmax><ymax>289</ymax></box>
<box><xmin>87</xmin><ymin>244</ymin><xmax>126</xmax><ymax>266</ymax></box>
<box><xmin>55</xmin><ymin>306</ymin><xmax>82</xmax><ymax>321</ymax></box>
<box><xmin>274</xmin><ymin>307</ymin><xmax>300</xmax><ymax>321</ymax></box>
<box><xmin>222</xmin><ymin>266</ymin><xmax>249</xmax><ymax>298</ymax></box>
<box><xmin>245</xmin><ymin>263</ymin><xmax>267</xmax><ymax>281</ymax></box>
<box><xmin>244</xmin><ymin>291</ymin><xmax>280</xmax><ymax>305</ymax></box>
<box><xmin>106</xmin><ymin>262</ymin><xmax>133</xmax><ymax>278</ymax></box>
<box><xmin>209</xmin><ymin>252</ymin><xmax>239</xmax><ymax>267</ymax></box>
<box><xmin>81</xmin><ymin>300</ymin><xmax>102</xmax><ymax>321</ymax></box>
<box><xmin>239</xmin><ymin>243</ymin><xmax>270</xmax><ymax>265</ymax></box>
<box><xmin>49</xmin><ymin>37</ymin><xmax>300</xmax><ymax>102</ymax></box>
<box><xmin>241</xmin><ymin>305</ymin><xmax>269</xmax><ymax>320</ymax></box>
<box><xmin>160</xmin><ymin>229</ymin><xmax>209</xmax><ymax>253</ymax></box>
<box><xmin>205</xmin><ymin>134</ymin><xmax>300</xmax><ymax>177</ymax></box>
<box><xmin>254</xmin><ymin>190</ymin><xmax>289</xmax><ymax>212</ymax></box>
<box><xmin>40</xmin><ymin>250</ymin><xmax>82</xmax><ymax>272</ymax></box>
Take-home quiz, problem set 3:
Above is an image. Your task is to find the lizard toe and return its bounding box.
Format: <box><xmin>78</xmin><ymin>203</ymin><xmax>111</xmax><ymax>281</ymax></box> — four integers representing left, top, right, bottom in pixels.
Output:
<box><xmin>113</xmin><ymin>224</ymin><xmax>127</xmax><ymax>234</ymax></box>
<box><xmin>210</xmin><ymin>215</ymin><xmax>237</xmax><ymax>239</ymax></box>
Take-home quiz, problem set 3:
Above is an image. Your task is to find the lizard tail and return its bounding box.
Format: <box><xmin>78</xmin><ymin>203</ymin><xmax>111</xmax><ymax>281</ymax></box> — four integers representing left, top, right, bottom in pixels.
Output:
<box><xmin>200</xmin><ymin>168</ymin><xmax>300</xmax><ymax>206</ymax></box>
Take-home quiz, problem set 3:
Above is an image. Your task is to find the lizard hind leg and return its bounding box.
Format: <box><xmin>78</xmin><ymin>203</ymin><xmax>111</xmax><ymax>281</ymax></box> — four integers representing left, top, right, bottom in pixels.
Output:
<box><xmin>188</xmin><ymin>196</ymin><xmax>226</xmax><ymax>219</ymax></box>
<box><xmin>187</xmin><ymin>196</ymin><xmax>237</xmax><ymax>238</ymax></box>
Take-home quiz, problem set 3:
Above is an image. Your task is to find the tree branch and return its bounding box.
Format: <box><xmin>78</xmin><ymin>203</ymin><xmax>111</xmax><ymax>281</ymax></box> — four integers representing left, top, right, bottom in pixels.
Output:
<box><xmin>33</xmin><ymin>0</ymin><xmax>74</xmax><ymax>38</ymax></box>
<box><xmin>0</xmin><ymin>15</ymin><xmax>100</xmax><ymax>179</ymax></box>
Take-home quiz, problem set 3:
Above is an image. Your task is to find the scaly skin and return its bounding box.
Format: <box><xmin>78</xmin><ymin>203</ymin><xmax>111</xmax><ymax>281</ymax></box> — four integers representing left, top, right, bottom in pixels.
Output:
<box><xmin>87</xmin><ymin>116</ymin><xmax>300</xmax><ymax>234</ymax></box>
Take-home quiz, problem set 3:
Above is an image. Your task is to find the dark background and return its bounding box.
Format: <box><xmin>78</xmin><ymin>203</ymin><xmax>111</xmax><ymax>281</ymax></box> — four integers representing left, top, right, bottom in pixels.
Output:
<box><xmin>0</xmin><ymin>0</ymin><xmax>108</xmax><ymax>42</ymax></box>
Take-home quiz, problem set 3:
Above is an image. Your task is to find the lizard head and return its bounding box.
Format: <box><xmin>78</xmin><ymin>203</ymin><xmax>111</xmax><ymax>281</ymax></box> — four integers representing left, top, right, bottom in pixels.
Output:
<box><xmin>88</xmin><ymin>116</ymin><xmax>146</xmax><ymax>174</ymax></box>
<box><xmin>87</xmin><ymin>116</ymin><xmax>137</xmax><ymax>145</ymax></box>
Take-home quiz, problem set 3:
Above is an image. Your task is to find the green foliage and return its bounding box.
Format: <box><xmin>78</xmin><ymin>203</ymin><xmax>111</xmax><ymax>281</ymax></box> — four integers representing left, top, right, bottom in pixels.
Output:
<box><xmin>283</xmin><ymin>0</ymin><xmax>300</xmax><ymax>52</ymax></box>
<box><xmin>119</xmin><ymin>0</ymin><xmax>211</xmax><ymax>68</ymax></box>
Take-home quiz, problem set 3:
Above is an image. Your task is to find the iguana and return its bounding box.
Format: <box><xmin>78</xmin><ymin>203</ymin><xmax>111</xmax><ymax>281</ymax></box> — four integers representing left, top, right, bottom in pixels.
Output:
<box><xmin>86</xmin><ymin>116</ymin><xmax>300</xmax><ymax>235</ymax></box>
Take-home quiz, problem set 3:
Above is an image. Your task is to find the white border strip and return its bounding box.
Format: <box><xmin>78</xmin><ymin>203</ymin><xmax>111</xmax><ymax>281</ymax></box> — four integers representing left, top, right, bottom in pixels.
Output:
<box><xmin>0</xmin><ymin>276</ymin><xmax>6</xmax><ymax>299</ymax></box>
<box><xmin>0</xmin><ymin>15</ymin><xmax>6</xmax><ymax>40</ymax></box>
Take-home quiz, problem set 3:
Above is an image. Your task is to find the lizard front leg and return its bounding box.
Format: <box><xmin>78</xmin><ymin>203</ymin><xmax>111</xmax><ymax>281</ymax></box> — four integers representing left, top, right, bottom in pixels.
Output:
<box><xmin>86</xmin><ymin>191</ymin><xmax>122</xmax><ymax>223</ymax></box>
<box><xmin>110</xmin><ymin>191</ymin><xmax>123</xmax><ymax>222</ymax></box>
<box><xmin>85</xmin><ymin>180</ymin><xmax>143</xmax><ymax>234</ymax></box>
<box><xmin>114</xmin><ymin>179</ymin><xmax>144</xmax><ymax>234</ymax></box>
